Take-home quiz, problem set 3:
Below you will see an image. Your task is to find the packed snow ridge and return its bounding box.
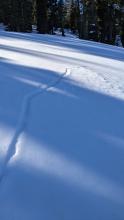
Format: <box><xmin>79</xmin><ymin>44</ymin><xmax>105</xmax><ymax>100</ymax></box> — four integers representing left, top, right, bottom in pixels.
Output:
<box><xmin>0</xmin><ymin>28</ymin><xmax>124</xmax><ymax>220</ymax></box>
<box><xmin>0</xmin><ymin>67</ymin><xmax>70</xmax><ymax>183</ymax></box>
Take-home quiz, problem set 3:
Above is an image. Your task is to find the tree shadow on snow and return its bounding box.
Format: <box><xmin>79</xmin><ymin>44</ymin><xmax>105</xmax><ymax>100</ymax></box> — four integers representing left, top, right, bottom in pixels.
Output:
<box><xmin>0</xmin><ymin>30</ymin><xmax>124</xmax><ymax>62</ymax></box>
<box><xmin>0</xmin><ymin>57</ymin><xmax>124</xmax><ymax>220</ymax></box>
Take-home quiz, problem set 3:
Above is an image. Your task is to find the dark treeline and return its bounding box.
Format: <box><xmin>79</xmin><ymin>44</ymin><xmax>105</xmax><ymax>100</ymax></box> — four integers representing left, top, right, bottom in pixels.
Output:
<box><xmin>0</xmin><ymin>0</ymin><xmax>124</xmax><ymax>46</ymax></box>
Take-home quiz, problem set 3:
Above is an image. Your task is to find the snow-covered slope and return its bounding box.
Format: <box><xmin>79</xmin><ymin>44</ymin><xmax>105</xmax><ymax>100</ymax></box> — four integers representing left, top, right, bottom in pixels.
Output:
<box><xmin>0</xmin><ymin>28</ymin><xmax>124</xmax><ymax>220</ymax></box>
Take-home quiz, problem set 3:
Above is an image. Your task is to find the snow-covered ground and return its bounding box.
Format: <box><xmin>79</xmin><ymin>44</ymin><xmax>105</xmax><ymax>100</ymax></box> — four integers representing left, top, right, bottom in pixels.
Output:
<box><xmin>0</xmin><ymin>27</ymin><xmax>124</xmax><ymax>220</ymax></box>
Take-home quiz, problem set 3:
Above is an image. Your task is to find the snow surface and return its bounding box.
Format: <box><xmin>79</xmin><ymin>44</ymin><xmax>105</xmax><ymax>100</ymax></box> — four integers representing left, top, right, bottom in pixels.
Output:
<box><xmin>0</xmin><ymin>28</ymin><xmax>124</xmax><ymax>220</ymax></box>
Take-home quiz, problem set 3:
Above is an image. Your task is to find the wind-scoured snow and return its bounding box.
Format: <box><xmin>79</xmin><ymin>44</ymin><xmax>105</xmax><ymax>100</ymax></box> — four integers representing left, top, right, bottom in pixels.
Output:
<box><xmin>0</xmin><ymin>28</ymin><xmax>124</xmax><ymax>220</ymax></box>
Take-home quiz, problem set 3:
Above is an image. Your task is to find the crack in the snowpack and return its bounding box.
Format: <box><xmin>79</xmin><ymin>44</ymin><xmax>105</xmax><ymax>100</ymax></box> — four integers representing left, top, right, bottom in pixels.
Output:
<box><xmin>0</xmin><ymin>68</ymin><xmax>70</xmax><ymax>184</ymax></box>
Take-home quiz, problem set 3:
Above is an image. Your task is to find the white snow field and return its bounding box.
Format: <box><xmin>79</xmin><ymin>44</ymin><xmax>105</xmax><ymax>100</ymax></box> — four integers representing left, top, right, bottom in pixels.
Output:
<box><xmin>0</xmin><ymin>28</ymin><xmax>124</xmax><ymax>220</ymax></box>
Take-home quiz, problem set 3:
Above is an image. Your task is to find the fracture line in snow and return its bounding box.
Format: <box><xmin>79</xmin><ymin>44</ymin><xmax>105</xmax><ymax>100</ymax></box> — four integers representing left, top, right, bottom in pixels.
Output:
<box><xmin>0</xmin><ymin>68</ymin><xmax>71</xmax><ymax>184</ymax></box>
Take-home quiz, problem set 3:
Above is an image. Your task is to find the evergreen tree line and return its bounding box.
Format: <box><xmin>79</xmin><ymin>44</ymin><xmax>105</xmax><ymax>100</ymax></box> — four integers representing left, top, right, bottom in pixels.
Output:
<box><xmin>0</xmin><ymin>0</ymin><xmax>124</xmax><ymax>46</ymax></box>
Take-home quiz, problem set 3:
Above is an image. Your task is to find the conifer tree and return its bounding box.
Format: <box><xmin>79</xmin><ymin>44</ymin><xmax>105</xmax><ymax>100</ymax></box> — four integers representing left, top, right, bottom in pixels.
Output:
<box><xmin>120</xmin><ymin>0</ymin><xmax>124</xmax><ymax>46</ymax></box>
<box><xmin>36</xmin><ymin>0</ymin><xmax>47</xmax><ymax>34</ymax></box>
<box><xmin>47</xmin><ymin>0</ymin><xmax>58</xmax><ymax>34</ymax></box>
<box><xmin>0</xmin><ymin>0</ymin><xmax>123</xmax><ymax>47</ymax></box>
<box><xmin>0</xmin><ymin>0</ymin><xmax>11</xmax><ymax>25</ymax></box>
<box><xmin>70</xmin><ymin>0</ymin><xmax>79</xmax><ymax>33</ymax></box>
<box><xmin>58</xmin><ymin>0</ymin><xmax>66</xmax><ymax>36</ymax></box>
<box><xmin>5</xmin><ymin>0</ymin><xmax>32</xmax><ymax>32</ymax></box>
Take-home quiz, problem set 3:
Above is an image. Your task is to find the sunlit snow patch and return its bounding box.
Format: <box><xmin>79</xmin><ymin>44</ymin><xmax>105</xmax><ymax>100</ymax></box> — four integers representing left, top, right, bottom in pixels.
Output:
<box><xmin>70</xmin><ymin>66</ymin><xmax>124</xmax><ymax>100</ymax></box>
